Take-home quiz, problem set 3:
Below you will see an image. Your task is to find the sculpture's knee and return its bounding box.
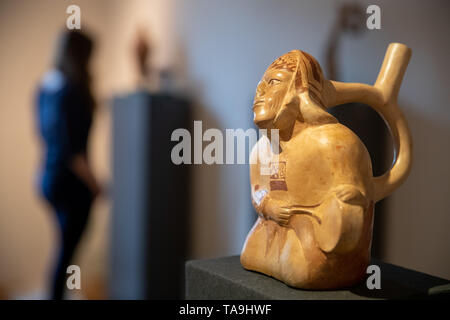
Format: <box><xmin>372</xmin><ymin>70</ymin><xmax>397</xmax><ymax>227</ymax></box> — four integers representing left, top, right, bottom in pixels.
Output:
<box><xmin>275</xmin><ymin>229</ymin><xmax>309</xmax><ymax>287</ymax></box>
<box><xmin>240</xmin><ymin>219</ymin><xmax>272</xmax><ymax>274</ymax></box>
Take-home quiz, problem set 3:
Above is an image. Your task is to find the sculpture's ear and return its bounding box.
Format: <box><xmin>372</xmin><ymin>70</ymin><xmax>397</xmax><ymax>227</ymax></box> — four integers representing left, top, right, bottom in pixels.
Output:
<box><xmin>299</xmin><ymin>91</ymin><xmax>338</xmax><ymax>125</ymax></box>
<box><xmin>273</xmin><ymin>92</ymin><xmax>301</xmax><ymax>129</ymax></box>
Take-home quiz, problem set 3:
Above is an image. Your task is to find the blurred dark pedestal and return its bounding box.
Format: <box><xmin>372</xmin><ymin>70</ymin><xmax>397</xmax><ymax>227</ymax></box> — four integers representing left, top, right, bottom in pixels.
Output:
<box><xmin>185</xmin><ymin>256</ymin><xmax>450</xmax><ymax>300</ymax></box>
<box><xmin>110</xmin><ymin>90</ymin><xmax>190</xmax><ymax>299</ymax></box>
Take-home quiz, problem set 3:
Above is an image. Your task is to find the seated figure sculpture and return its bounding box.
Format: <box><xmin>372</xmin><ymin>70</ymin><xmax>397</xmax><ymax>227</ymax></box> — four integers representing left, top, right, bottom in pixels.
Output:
<box><xmin>241</xmin><ymin>43</ymin><xmax>413</xmax><ymax>289</ymax></box>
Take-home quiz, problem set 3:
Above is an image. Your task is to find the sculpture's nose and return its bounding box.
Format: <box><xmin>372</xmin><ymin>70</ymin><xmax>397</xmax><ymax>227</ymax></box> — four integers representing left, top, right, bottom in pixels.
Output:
<box><xmin>253</xmin><ymin>82</ymin><xmax>272</xmax><ymax>125</ymax></box>
<box><xmin>255</xmin><ymin>81</ymin><xmax>266</xmax><ymax>99</ymax></box>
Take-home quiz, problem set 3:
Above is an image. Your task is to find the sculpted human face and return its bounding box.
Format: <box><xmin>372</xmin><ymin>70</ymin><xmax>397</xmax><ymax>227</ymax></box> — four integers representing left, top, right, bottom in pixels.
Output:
<box><xmin>253</xmin><ymin>67</ymin><xmax>294</xmax><ymax>128</ymax></box>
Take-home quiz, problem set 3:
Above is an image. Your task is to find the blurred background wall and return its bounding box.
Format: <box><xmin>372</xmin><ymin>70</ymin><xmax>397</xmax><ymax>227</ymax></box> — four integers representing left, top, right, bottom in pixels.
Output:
<box><xmin>0</xmin><ymin>0</ymin><xmax>174</xmax><ymax>299</ymax></box>
<box><xmin>0</xmin><ymin>0</ymin><xmax>448</xmax><ymax>299</ymax></box>
<box><xmin>0</xmin><ymin>0</ymin><xmax>111</xmax><ymax>298</ymax></box>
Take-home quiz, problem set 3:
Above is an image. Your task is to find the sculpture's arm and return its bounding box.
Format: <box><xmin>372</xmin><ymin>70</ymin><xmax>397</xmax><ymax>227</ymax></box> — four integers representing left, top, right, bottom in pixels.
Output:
<box><xmin>249</xmin><ymin>142</ymin><xmax>291</xmax><ymax>225</ymax></box>
<box><xmin>312</xmin><ymin>184</ymin><xmax>368</xmax><ymax>254</ymax></box>
<box><xmin>281</xmin><ymin>123</ymin><xmax>371</xmax><ymax>253</ymax></box>
<box><xmin>284</xmin><ymin>183</ymin><xmax>367</xmax><ymax>253</ymax></box>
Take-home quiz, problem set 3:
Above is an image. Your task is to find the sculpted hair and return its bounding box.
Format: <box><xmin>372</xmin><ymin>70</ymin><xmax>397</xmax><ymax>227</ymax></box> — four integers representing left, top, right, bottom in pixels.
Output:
<box><xmin>269</xmin><ymin>50</ymin><xmax>325</xmax><ymax>106</ymax></box>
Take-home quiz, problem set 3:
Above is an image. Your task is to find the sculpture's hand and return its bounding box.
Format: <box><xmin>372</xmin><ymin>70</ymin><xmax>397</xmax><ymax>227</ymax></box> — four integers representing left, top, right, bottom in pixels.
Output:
<box><xmin>254</xmin><ymin>194</ymin><xmax>292</xmax><ymax>226</ymax></box>
<box><xmin>334</xmin><ymin>184</ymin><xmax>368</xmax><ymax>208</ymax></box>
<box><xmin>272</xmin><ymin>207</ymin><xmax>292</xmax><ymax>226</ymax></box>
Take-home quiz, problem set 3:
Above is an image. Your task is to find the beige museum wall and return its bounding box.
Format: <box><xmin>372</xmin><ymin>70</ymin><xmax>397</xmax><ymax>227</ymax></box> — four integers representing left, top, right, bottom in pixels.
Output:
<box><xmin>0</xmin><ymin>0</ymin><xmax>114</xmax><ymax>298</ymax></box>
<box><xmin>0</xmin><ymin>0</ymin><xmax>174</xmax><ymax>298</ymax></box>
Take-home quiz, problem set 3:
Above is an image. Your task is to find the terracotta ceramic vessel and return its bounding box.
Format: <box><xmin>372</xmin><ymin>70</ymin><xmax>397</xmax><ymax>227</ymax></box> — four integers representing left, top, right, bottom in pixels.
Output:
<box><xmin>241</xmin><ymin>43</ymin><xmax>412</xmax><ymax>289</ymax></box>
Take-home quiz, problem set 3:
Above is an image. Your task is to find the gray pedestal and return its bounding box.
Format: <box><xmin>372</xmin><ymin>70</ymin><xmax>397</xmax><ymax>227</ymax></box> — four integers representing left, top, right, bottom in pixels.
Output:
<box><xmin>185</xmin><ymin>256</ymin><xmax>449</xmax><ymax>300</ymax></box>
<box><xmin>110</xmin><ymin>91</ymin><xmax>190</xmax><ymax>299</ymax></box>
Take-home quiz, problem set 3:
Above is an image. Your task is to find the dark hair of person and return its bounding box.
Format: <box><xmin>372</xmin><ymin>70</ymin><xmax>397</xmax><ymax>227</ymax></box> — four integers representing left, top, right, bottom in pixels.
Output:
<box><xmin>53</xmin><ymin>29</ymin><xmax>95</xmax><ymax>111</ymax></box>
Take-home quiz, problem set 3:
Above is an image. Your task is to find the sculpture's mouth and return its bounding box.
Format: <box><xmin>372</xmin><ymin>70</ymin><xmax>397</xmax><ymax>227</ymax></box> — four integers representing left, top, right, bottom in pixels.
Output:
<box><xmin>253</xmin><ymin>100</ymin><xmax>269</xmax><ymax>114</ymax></box>
<box><xmin>252</xmin><ymin>101</ymin><xmax>265</xmax><ymax>113</ymax></box>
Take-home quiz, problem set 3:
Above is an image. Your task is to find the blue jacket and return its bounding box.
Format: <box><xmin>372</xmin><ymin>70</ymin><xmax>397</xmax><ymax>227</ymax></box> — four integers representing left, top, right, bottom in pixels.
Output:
<box><xmin>36</xmin><ymin>70</ymin><xmax>93</xmax><ymax>205</ymax></box>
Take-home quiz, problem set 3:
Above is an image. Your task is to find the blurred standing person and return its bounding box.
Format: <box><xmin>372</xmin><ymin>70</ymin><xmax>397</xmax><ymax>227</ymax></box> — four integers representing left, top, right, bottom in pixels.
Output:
<box><xmin>35</xmin><ymin>30</ymin><xmax>100</xmax><ymax>300</ymax></box>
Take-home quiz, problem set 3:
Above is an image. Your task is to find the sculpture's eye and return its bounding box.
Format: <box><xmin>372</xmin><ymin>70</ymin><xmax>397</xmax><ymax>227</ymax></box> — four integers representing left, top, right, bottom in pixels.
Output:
<box><xmin>268</xmin><ymin>79</ymin><xmax>281</xmax><ymax>85</ymax></box>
